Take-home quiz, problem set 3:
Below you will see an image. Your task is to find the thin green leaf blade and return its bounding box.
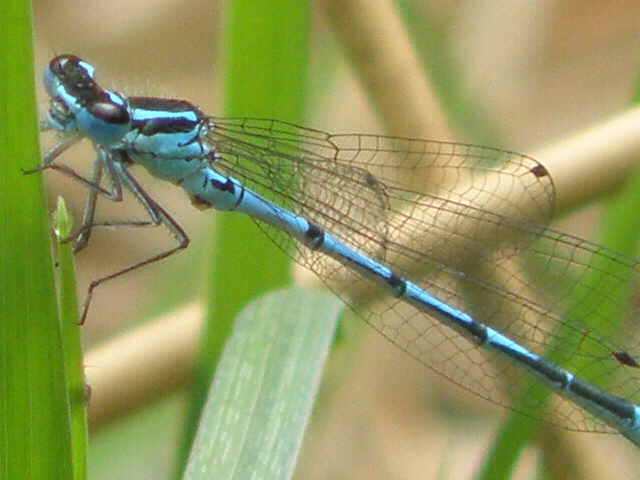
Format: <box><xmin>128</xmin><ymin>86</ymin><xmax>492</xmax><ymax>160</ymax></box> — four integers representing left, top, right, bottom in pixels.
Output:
<box><xmin>183</xmin><ymin>288</ymin><xmax>343</xmax><ymax>479</ymax></box>
<box><xmin>0</xmin><ymin>2</ymin><xmax>74</xmax><ymax>479</ymax></box>
<box><xmin>54</xmin><ymin>198</ymin><xmax>88</xmax><ymax>480</ymax></box>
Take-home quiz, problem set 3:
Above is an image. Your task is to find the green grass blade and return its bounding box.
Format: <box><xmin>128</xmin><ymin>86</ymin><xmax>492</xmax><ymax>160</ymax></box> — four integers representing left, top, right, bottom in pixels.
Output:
<box><xmin>54</xmin><ymin>198</ymin><xmax>88</xmax><ymax>480</ymax></box>
<box><xmin>0</xmin><ymin>2</ymin><xmax>75</xmax><ymax>479</ymax></box>
<box><xmin>182</xmin><ymin>288</ymin><xmax>343</xmax><ymax>479</ymax></box>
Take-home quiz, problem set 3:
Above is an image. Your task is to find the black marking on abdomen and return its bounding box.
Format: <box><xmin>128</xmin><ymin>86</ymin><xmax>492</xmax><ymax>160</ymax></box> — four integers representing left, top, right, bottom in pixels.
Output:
<box><xmin>466</xmin><ymin>322</ymin><xmax>488</xmax><ymax>346</ymax></box>
<box><xmin>210</xmin><ymin>176</ymin><xmax>235</xmax><ymax>194</ymax></box>
<box><xmin>387</xmin><ymin>274</ymin><xmax>407</xmax><ymax>298</ymax></box>
<box><xmin>305</xmin><ymin>222</ymin><xmax>325</xmax><ymax>250</ymax></box>
<box><xmin>569</xmin><ymin>376</ymin><xmax>637</xmax><ymax>421</ymax></box>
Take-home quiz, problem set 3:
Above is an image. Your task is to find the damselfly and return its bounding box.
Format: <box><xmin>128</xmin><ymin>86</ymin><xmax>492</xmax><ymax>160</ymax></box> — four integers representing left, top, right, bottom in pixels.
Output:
<box><xmin>31</xmin><ymin>54</ymin><xmax>640</xmax><ymax>447</ymax></box>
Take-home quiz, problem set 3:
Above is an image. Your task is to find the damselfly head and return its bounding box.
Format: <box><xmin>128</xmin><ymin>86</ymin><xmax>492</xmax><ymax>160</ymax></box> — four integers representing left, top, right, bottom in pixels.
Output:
<box><xmin>44</xmin><ymin>54</ymin><xmax>131</xmax><ymax>146</ymax></box>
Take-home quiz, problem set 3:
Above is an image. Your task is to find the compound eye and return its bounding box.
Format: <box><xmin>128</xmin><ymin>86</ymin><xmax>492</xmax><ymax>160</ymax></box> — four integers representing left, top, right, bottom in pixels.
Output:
<box><xmin>47</xmin><ymin>54</ymin><xmax>96</xmax><ymax>90</ymax></box>
<box><xmin>49</xmin><ymin>56</ymin><xmax>68</xmax><ymax>77</ymax></box>
<box><xmin>50</xmin><ymin>54</ymin><xmax>75</xmax><ymax>74</ymax></box>
<box><xmin>87</xmin><ymin>100</ymin><xmax>129</xmax><ymax>125</ymax></box>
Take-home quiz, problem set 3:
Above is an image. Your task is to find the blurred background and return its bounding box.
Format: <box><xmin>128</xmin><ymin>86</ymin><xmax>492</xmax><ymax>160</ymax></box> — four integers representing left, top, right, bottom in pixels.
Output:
<box><xmin>33</xmin><ymin>0</ymin><xmax>640</xmax><ymax>479</ymax></box>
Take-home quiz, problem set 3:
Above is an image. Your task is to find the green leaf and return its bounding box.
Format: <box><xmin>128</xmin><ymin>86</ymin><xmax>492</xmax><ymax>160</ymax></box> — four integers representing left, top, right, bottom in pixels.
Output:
<box><xmin>0</xmin><ymin>2</ymin><xmax>75</xmax><ymax>479</ymax></box>
<box><xmin>182</xmin><ymin>288</ymin><xmax>343</xmax><ymax>479</ymax></box>
<box><xmin>54</xmin><ymin>198</ymin><xmax>88</xmax><ymax>480</ymax></box>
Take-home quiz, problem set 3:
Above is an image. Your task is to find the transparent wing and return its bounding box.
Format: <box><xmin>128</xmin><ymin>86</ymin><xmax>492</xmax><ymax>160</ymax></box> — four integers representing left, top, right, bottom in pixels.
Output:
<box><xmin>207</xmin><ymin>117</ymin><xmax>640</xmax><ymax>432</ymax></box>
